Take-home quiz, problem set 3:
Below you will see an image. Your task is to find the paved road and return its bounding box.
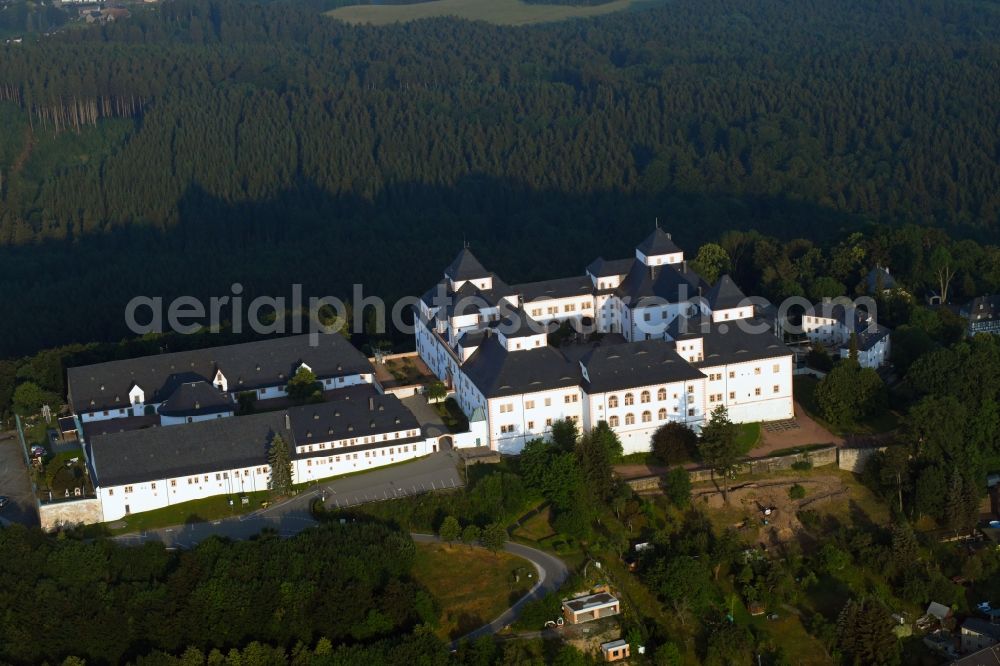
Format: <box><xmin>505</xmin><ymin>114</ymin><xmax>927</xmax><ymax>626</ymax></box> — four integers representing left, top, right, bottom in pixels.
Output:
<box><xmin>0</xmin><ymin>432</ymin><xmax>39</xmax><ymax>527</ymax></box>
<box><xmin>110</xmin><ymin>454</ymin><xmax>568</xmax><ymax>645</ymax></box>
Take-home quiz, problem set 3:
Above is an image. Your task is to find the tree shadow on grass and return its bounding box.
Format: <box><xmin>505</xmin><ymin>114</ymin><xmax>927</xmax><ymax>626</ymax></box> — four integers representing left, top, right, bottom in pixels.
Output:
<box><xmin>450</xmin><ymin>613</ymin><xmax>486</xmax><ymax>640</ymax></box>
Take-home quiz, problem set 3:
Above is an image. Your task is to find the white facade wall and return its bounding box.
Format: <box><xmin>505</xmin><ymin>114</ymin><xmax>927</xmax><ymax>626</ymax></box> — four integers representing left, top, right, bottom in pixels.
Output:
<box><xmin>159</xmin><ymin>411</ymin><xmax>234</xmax><ymax>427</ymax></box>
<box><xmin>99</xmin><ymin>463</ymin><xmax>274</xmax><ymax>522</ymax></box>
<box><xmin>99</xmin><ymin>431</ymin><xmax>437</xmax><ymax>522</ymax></box>
<box><xmin>802</xmin><ymin>316</ymin><xmax>848</xmax><ymax>346</ymax></box>
<box><xmin>630</xmin><ymin>302</ymin><xmax>689</xmax><ymax>341</ymax></box>
<box><xmin>294</xmin><ymin>438</ymin><xmax>430</xmax><ymax>483</ymax></box>
<box><xmin>489</xmin><ymin>387</ymin><xmax>585</xmax><ymax>454</ymax></box>
<box><xmin>635</xmin><ymin>250</ymin><xmax>683</xmax><ymax>266</ymax></box>
<box><xmin>838</xmin><ymin>336</ymin><xmax>891</xmax><ymax>369</ymax></box>
<box><xmin>711</xmin><ymin>306</ymin><xmax>755</xmax><ymax>323</ymax></box>
<box><xmin>587</xmin><ymin>379</ymin><xmax>705</xmax><ymax>455</ymax></box>
<box><xmin>524</xmin><ymin>295</ymin><xmax>595</xmax><ymax>325</ymax></box>
<box><xmin>703</xmin><ymin>355</ymin><xmax>795</xmax><ymax>423</ymax></box>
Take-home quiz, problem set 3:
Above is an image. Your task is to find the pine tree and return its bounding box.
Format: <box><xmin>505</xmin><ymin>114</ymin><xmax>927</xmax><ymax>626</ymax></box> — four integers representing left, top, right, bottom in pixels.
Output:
<box><xmin>267</xmin><ymin>433</ymin><xmax>294</xmax><ymax>496</ymax></box>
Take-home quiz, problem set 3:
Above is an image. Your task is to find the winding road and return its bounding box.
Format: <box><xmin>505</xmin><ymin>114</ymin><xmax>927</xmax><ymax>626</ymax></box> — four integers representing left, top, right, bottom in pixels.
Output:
<box><xmin>110</xmin><ymin>454</ymin><xmax>569</xmax><ymax>645</ymax></box>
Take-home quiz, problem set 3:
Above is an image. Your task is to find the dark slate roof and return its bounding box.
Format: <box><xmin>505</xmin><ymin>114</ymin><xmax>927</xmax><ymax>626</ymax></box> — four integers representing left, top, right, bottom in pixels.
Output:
<box><xmin>458</xmin><ymin>330</ymin><xmax>487</xmax><ymax>349</ymax></box>
<box><xmin>445</xmin><ymin>248</ymin><xmax>490</xmax><ymax>281</ymax></box>
<box><xmin>586</xmin><ymin>257</ymin><xmax>635</xmax><ymax>278</ymax></box>
<box><xmin>497</xmin><ymin>307</ymin><xmax>550</xmax><ymax>339</ymax></box>
<box><xmin>704</xmin><ymin>275</ymin><xmax>747</xmax><ymax>311</ymax></box>
<box><xmin>865</xmin><ymin>266</ymin><xmax>897</xmax><ymax>292</ymax></box>
<box><xmin>852</xmin><ymin>323</ymin><xmax>891</xmax><ymax>352</ymax></box>
<box><xmin>424</xmin><ymin>275</ymin><xmax>515</xmax><ymax>316</ymax></box>
<box><xmin>68</xmin><ymin>334</ymin><xmax>372</xmax><ymax>414</ymax></box>
<box><xmin>952</xmin><ymin>645</ymin><xmax>1000</xmax><ymax>666</ymax></box>
<box><xmin>288</xmin><ymin>392</ymin><xmax>420</xmax><ymax>450</ymax></box>
<box><xmin>88</xmin><ymin>411</ymin><xmax>287</xmax><ymax>487</ymax></box>
<box><xmin>962</xmin><ymin>618</ymin><xmax>1000</xmax><ymax>641</ymax></box>
<box><xmin>88</xmin><ymin>393</ymin><xmax>425</xmax><ymax>487</ymax></box>
<box><xmin>964</xmin><ymin>295</ymin><xmax>1000</xmax><ymax>323</ymax></box>
<box><xmin>636</xmin><ymin>228</ymin><xmax>682</xmax><ymax>257</ymax></box>
<box><xmin>581</xmin><ymin>340</ymin><xmax>704</xmax><ymax>392</ymax></box>
<box><xmin>563</xmin><ymin>592</ymin><xmax>618</xmax><ymax>612</ymax></box>
<box><xmin>158</xmin><ymin>381</ymin><xmax>234</xmax><ymax>417</ymax></box>
<box><xmin>617</xmin><ymin>260</ymin><xmax>707</xmax><ymax>304</ymax></box>
<box><xmin>514</xmin><ymin>275</ymin><xmax>594</xmax><ymax>302</ymax></box>
<box><xmin>461</xmin><ymin>337</ymin><xmax>579</xmax><ymax>398</ymax></box>
<box><xmin>693</xmin><ymin>318</ymin><xmax>794</xmax><ymax>367</ymax></box>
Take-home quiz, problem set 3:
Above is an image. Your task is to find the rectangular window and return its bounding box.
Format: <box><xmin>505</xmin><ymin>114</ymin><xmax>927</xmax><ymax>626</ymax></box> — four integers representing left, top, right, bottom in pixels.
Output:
<box><xmin>544</xmin><ymin>398</ymin><xmax>552</xmax><ymax>407</ymax></box>
<box><xmin>729</xmin><ymin>391</ymin><xmax>736</xmax><ymax>400</ymax></box>
<box><xmin>755</xmin><ymin>388</ymin><xmax>762</xmax><ymax>396</ymax></box>
<box><xmin>773</xmin><ymin>363</ymin><xmax>780</xmax><ymax>373</ymax></box>
<box><xmin>688</xmin><ymin>408</ymin><xmax>695</xmax><ymax>416</ymax></box>
<box><xmin>151</xmin><ymin>482</ymin><xmax>157</xmax><ymax>490</ymax></box>
<box><xmin>527</xmin><ymin>421</ymin><xmax>535</xmax><ymax>430</ymax></box>
<box><xmin>171</xmin><ymin>480</ymin><xmax>177</xmax><ymax>487</ymax></box>
<box><xmin>545</xmin><ymin>418</ymin><xmax>553</xmax><ymax>427</ymax></box>
<box><xmin>773</xmin><ymin>385</ymin><xmax>780</xmax><ymax>393</ymax></box>
<box><xmin>525</xmin><ymin>400</ymin><xmax>535</xmax><ymax>409</ymax></box>
<box><xmin>754</xmin><ymin>367</ymin><xmax>761</xmax><ymax>375</ymax></box>
<box><xmin>729</xmin><ymin>371</ymin><xmax>735</xmax><ymax>379</ymax></box>
<box><xmin>124</xmin><ymin>485</ymin><xmax>133</xmax><ymax>493</ymax></box>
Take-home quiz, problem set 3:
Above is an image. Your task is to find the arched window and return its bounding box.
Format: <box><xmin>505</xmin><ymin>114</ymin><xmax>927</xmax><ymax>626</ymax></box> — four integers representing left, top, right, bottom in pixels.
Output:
<box><xmin>642</xmin><ymin>411</ymin><xmax>652</xmax><ymax>423</ymax></box>
<box><xmin>609</xmin><ymin>415</ymin><xmax>620</xmax><ymax>427</ymax></box>
<box><xmin>624</xmin><ymin>393</ymin><xmax>635</xmax><ymax>406</ymax></box>
<box><xmin>608</xmin><ymin>395</ymin><xmax>619</xmax><ymax>408</ymax></box>
<box><xmin>657</xmin><ymin>387</ymin><xmax>667</xmax><ymax>401</ymax></box>
<box><xmin>625</xmin><ymin>413</ymin><xmax>635</xmax><ymax>425</ymax></box>
<box><xmin>640</xmin><ymin>390</ymin><xmax>651</xmax><ymax>403</ymax></box>
<box><xmin>658</xmin><ymin>408</ymin><xmax>667</xmax><ymax>420</ymax></box>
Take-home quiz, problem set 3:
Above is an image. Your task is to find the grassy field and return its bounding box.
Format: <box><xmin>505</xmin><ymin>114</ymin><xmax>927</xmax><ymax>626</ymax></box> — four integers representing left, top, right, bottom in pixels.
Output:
<box><xmin>412</xmin><ymin>541</ymin><xmax>533</xmax><ymax>640</ymax></box>
<box><xmin>327</xmin><ymin>0</ymin><xmax>652</xmax><ymax>26</ymax></box>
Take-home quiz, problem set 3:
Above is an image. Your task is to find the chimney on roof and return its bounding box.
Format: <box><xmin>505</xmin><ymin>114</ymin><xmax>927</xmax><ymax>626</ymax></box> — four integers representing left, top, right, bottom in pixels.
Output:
<box><xmin>284</xmin><ymin>413</ymin><xmax>291</xmax><ymax>430</ymax></box>
<box><xmin>369</xmin><ymin>396</ymin><xmax>375</xmax><ymax>411</ymax></box>
<box><xmin>667</xmin><ymin>232</ymin><xmax>672</xmax><ymax>240</ymax></box>
<box><xmin>682</xmin><ymin>260</ymin><xmax>687</xmax><ymax>272</ymax></box>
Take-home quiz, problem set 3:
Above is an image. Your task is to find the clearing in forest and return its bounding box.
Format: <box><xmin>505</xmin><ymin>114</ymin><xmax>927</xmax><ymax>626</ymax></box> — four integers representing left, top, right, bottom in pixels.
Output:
<box><xmin>411</xmin><ymin>541</ymin><xmax>534</xmax><ymax>640</ymax></box>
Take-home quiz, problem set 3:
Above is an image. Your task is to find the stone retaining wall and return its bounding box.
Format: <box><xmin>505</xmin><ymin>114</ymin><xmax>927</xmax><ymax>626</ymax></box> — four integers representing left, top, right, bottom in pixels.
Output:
<box><xmin>39</xmin><ymin>498</ymin><xmax>103</xmax><ymax>531</ymax></box>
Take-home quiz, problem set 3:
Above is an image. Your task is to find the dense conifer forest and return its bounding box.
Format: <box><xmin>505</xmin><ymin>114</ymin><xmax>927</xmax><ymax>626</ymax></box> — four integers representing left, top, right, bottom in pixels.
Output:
<box><xmin>0</xmin><ymin>0</ymin><xmax>997</xmax><ymax>359</ymax></box>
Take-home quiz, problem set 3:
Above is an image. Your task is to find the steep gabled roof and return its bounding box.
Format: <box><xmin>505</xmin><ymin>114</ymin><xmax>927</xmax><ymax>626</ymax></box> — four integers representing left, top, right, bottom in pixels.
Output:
<box><xmin>581</xmin><ymin>340</ymin><xmax>705</xmax><ymax>393</ymax></box>
<box><xmin>636</xmin><ymin>228</ymin><xmax>682</xmax><ymax>257</ymax></box>
<box><xmin>445</xmin><ymin>248</ymin><xmax>490</xmax><ymax>281</ymax></box>
<box><xmin>618</xmin><ymin>261</ymin><xmax>706</xmax><ymax>304</ymax></box>
<box><xmin>705</xmin><ymin>275</ymin><xmax>747</xmax><ymax>311</ymax></box>
<box><xmin>158</xmin><ymin>380</ymin><xmax>233</xmax><ymax>417</ymax></box>
<box><xmin>462</xmin><ymin>337</ymin><xmax>579</xmax><ymax>398</ymax></box>
<box><xmin>67</xmin><ymin>334</ymin><xmax>373</xmax><ymax>414</ymax></box>
<box><xmin>586</xmin><ymin>257</ymin><xmax>636</xmax><ymax>278</ymax></box>
<box><xmin>513</xmin><ymin>275</ymin><xmax>594</xmax><ymax>302</ymax></box>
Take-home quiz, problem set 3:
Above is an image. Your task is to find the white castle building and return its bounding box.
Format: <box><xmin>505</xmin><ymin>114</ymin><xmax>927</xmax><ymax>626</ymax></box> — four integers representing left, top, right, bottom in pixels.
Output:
<box><xmin>416</xmin><ymin>229</ymin><xmax>795</xmax><ymax>454</ymax></box>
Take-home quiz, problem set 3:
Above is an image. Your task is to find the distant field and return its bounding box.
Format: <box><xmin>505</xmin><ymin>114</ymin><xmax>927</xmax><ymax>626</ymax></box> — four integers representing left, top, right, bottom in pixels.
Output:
<box><xmin>327</xmin><ymin>0</ymin><xmax>644</xmax><ymax>26</ymax></box>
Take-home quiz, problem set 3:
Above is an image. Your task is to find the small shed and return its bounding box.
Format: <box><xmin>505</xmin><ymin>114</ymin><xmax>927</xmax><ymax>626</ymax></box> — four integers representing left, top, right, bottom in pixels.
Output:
<box><xmin>600</xmin><ymin>639</ymin><xmax>630</xmax><ymax>662</ymax></box>
<box><xmin>562</xmin><ymin>591</ymin><xmax>620</xmax><ymax>625</ymax></box>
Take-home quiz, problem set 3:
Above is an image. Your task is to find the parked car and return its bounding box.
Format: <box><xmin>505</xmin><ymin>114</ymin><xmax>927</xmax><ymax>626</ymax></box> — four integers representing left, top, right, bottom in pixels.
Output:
<box><xmin>0</xmin><ymin>496</ymin><xmax>9</xmax><ymax>509</ymax></box>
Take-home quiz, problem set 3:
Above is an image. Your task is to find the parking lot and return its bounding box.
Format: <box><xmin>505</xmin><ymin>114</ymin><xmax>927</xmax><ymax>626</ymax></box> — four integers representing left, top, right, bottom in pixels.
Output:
<box><xmin>0</xmin><ymin>432</ymin><xmax>39</xmax><ymax>526</ymax></box>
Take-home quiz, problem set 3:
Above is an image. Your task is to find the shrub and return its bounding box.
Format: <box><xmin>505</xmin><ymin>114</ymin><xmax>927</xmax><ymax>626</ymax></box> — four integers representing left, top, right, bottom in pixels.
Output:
<box><xmin>788</xmin><ymin>483</ymin><xmax>807</xmax><ymax>500</ymax></box>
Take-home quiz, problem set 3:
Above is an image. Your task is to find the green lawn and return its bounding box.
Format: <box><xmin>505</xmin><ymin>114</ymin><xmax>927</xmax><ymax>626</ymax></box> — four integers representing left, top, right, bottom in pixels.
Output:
<box><xmin>104</xmin><ymin>490</ymin><xmax>272</xmax><ymax>534</ymax></box>
<box><xmin>327</xmin><ymin>0</ymin><xmax>658</xmax><ymax>26</ymax></box>
<box><xmin>737</xmin><ymin>422</ymin><xmax>762</xmax><ymax>452</ymax></box>
<box><xmin>434</xmin><ymin>398</ymin><xmax>469</xmax><ymax>433</ymax></box>
<box><xmin>412</xmin><ymin>541</ymin><xmax>532</xmax><ymax>640</ymax></box>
